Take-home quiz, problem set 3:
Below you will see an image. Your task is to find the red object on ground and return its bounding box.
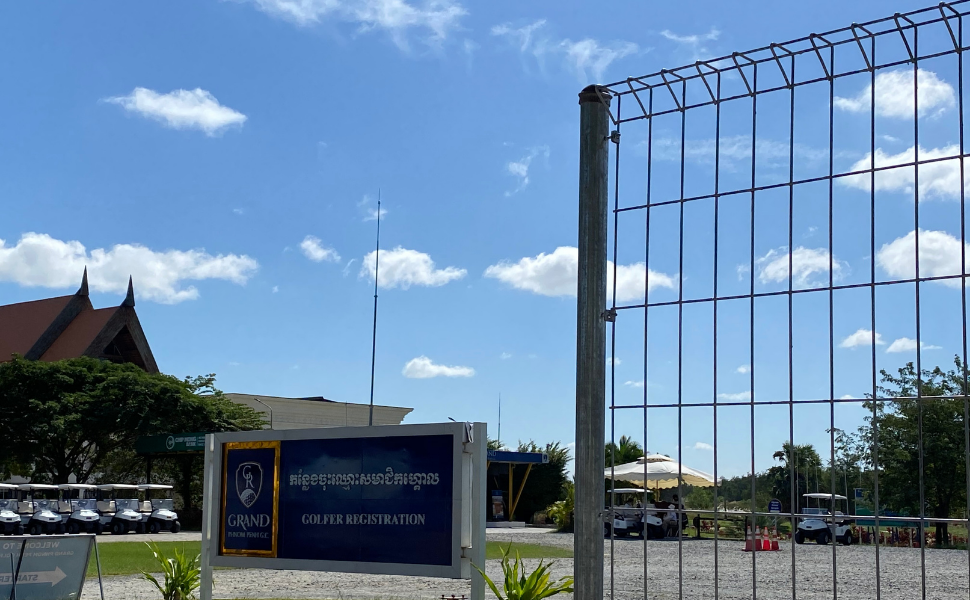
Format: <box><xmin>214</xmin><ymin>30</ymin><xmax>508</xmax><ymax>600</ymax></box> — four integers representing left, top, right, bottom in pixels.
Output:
<box><xmin>762</xmin><ymin>527</ymin><xmax>771</xmax><ymax>551</ymax></box>
<box><xmin>770</xmin><ymin>528</ymin><xmax>780</xmax><ymax>551</ymax></box>
<box><xmin>744</xmin><ymin>526</ymin><xmax>753</xmax><ymax>552</ymax></box>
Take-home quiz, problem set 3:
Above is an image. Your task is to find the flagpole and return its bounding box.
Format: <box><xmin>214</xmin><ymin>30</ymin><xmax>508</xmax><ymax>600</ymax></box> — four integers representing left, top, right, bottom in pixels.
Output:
<box><xmin>368</xmin><ymin>192</ymin><xmax>381</xmax><ymax>426</ymax></box>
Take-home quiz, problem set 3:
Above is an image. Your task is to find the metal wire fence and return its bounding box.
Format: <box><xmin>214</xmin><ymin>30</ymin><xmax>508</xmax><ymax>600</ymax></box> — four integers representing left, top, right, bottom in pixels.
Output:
<box><xmin>593</xmin><ymin>2</ymin><xmax>970</xmax><ymax>598</ymax></box>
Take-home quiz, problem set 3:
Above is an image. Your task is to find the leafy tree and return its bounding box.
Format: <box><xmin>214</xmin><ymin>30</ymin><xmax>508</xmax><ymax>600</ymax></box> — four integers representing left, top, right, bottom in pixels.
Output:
<box><xmin>862</xmin><ymin>358</ymin><xmax>970</xmax><ymax>547</ymax></box>
<box><xmin>0</xmin><ymin>356</ymin><xmax>263</xmax><ymax>485</ymax></box>
<box><xmin>510</xmin><ymin>441</ymin><xmax>571</xmax><ymax>523</ymax></box>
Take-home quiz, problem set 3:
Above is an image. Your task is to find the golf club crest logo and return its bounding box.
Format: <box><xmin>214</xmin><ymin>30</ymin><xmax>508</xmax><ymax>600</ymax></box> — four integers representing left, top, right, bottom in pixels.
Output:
<box><xmin>236</xmin><ymin>461</ymin><xmax>263</xmax><ymax>508</ymax></box>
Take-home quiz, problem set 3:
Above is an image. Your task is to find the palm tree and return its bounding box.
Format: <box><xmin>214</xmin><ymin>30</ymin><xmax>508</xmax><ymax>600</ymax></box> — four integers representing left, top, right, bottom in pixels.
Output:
<box><xmin>605</xmin><ymin>435</ymin><xmax>644</xmax><ymax>467</ymax></box>
<box><xmin>772</xmin><ymin>442</ymin><xmax>822</xmax><ymax>513</ymax></box>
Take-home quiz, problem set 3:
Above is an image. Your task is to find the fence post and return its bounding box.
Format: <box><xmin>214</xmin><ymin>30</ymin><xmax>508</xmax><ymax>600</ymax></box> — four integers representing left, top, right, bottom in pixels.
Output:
<box><xmin>576</xmin><ymin>84</ymin><xmax>611</xmax><ymax>600</ymax></box>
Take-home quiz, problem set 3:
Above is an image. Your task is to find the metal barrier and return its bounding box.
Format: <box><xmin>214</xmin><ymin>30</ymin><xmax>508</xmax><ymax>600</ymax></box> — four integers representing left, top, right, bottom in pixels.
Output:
<box><xmin>577</xmin><ymin>2</ymin><xmax>970</xmax><ymax>598</ymax></box>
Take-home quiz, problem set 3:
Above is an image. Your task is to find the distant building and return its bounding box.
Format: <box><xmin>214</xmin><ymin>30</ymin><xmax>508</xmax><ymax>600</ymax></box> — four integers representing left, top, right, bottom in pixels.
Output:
<box><xmin>0</xmin><ymin>271</ymin><xmax>413</xmax><ymax>429</ymax></box>
<box><xmin>224</xmin><ymin>394</ymin><xmax>413</xmax><ymax>429</ymax></box>
<box><xmin>0</xmin><ymin>270</ymin><xmax>157</xmax><ymax>372</ymax></box>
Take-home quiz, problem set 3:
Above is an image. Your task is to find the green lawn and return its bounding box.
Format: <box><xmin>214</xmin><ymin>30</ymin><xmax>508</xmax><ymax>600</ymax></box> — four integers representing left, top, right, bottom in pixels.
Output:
<box><xmin>86</xmin><ymin>540</ymin><xmax>572</xmax><ymax>577</ymax></box>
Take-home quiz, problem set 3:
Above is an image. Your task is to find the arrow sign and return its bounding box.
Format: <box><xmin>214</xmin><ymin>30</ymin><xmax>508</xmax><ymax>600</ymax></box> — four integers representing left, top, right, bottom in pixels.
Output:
<box><xmin>0</xmin><ymin>567</ymin><xmax>67</xmax><ymax>586</ymax></box>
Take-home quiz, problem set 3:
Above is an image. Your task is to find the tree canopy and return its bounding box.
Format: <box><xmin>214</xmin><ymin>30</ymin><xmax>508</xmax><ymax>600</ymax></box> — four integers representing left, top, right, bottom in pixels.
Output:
<box><xmin>0</xmin><ymin>356</ymin><xmax>263</xmax><ymax>483</ymax></box>
<box><xmin>862</xmin><ymin>358</ymin><xmax>970</xmax><ymax>545</ymax></box>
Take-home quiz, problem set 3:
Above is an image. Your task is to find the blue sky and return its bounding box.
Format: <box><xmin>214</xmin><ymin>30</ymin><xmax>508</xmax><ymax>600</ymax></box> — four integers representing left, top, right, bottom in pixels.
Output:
<box><xmin>0</xmin><ymin>0</ymin><xmax>964</xmax><ymax>480</ymax></box>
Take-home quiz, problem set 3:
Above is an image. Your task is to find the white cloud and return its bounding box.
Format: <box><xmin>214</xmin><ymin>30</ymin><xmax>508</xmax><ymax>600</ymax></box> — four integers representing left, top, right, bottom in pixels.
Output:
<box><xmin>693</xmin><ymin>441</ymin><xmax>714</xmax><ymax>451</ymax></box>
<box><xmin>717</xmin><ymin>391</ymin><xmax>751</xmax><ymax>401</ymax></box>
<box><xmin>233</xmin><ymin>208</ymin><xmax>246</xmax><ymax>215</ymax></box>
<box><xmin>834</xmin><ymin>68</ymin><xmax>955</xmax><ymax>118</ymax></box>
<box><xmin>608</xmin><ymin>356</ymin><xmax>622</xmax><ymax>365</ymax></box>
<box><xmin>877</xmin><ymin>229</ymin><xmax>969</xmax><ymax>285</ymax></box>
<box><xmin>755</xmin><ymin>246</ymin><xmax>846</xmax><ymax>288</ymax></box>
<box><xmin>659</xmin><ymin>27</ymin><xmax>719</xmax><ymax>60</ymax></box>
<box><xmin>886</xmin><ymin>337</ymin><xmax>942</xmax><ymax>353</ymax></box>
<box><xmin>484</xmin><ymin>246</ymin><xmax>676</xmax><ymax>302</ymax></box>
<box><xmin>244</xmin><ymin>0</ymin><xmax>466</xmax><ymax>48</ymax></box>
<box><xmin>491</xmin><ymin>19</ymin><xmax>547</xmax><ymax>52</ymax></box>
<box><xmin>500</xmin><ymin>352</ymin><xmax>512</xmax><ymax>360</ymax></box>
<box><xmin>361</xmin><ymin>246</ymin><xmax>466</xmax><ymax>289</ymax></box>
<box><xmin>840</xmin><ymin>328</ymin><xmax>885</xmax><ymax>349</ymax></box>
<box><xmin>272</xmin><ymin>285</ymin><xmax>279</xmax><ymax>293</ymax></box>
<box><xmin>492</xmin><ymin>20</ymin><xmax>638</xmax><ymax>82</ymax></box>
<box><xmin>840</xmin><ymin>394</ymin><xmax>855</xmax><ymax>400</ymax></box>
<box><xmin>624</xmin><ymin>380</ymin><xmax>644</xmax><ymax>388</ymax></box>
<box><xmin>505</xmin><ymin>146</ymin><xmax>549</xmax><ymax>196</ymax></box>
<box><xmin>300</xmin><ymin>235</ymin><xmax>341</xmax><ymax>263</ymax></box>
<box><xmin>104</xmin><ymin>88</ymin><xmax>246</xmax><ymax>136</ymax></box>
<box><xmin>840</xmin><ymin>145</ymin><xmax>965</xmax><ymax>200</ymax></box>
<box><xmin>558</xmin><ymin>38</ymin><xmax>639</xmax><ymax>83</ymax></box>
<box><xmin>342</xmin><ymin>258</ymin><xmax>357</xmax><ymax>277</ymax></box>
<box><xmin>651</xmin><ymin>135</ymin><xmax>826</xmax><ymax>172</ymax></box>
<box><xmin>660</xmin><ymin>28</ymin><xmax>719</xmax><ymax>45</ymax></box>
<box><xmin>402</xmin><ymin>356</ymin><xmax>474</xmax><ymax>378</ymax></box>
<box><xmin>364</xmin><ymin>207</ymin><xmax>387</xmax><ymax>221</ymax></box>
<box><xmin>0</xmin><ymin>232</ymin><xmax>257</xmax><ymax>304</ymax></box>
<box><xmin>736</xmin><ymin>365</ymin><xmax>749</xmax><ymax>374</ymax></box>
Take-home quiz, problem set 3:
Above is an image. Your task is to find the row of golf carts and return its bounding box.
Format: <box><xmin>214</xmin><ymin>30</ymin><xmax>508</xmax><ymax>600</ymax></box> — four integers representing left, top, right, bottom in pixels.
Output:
<box><xmin>0</xmin><ymin>483</ymin><xmax>179</xmax><ymax>535</ymax></box>
<box><xmin>605</xmin><ymin>489</ymin><xmax>855</xmax><ymax>545</ymax></box>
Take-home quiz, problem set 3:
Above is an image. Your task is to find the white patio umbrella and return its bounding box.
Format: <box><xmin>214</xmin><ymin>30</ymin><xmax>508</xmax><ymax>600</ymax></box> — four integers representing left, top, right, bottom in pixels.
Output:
<box><xmin>604</xmin><ymin>456</ymin><xmax>715</xmax><ymax>490</ymax></box>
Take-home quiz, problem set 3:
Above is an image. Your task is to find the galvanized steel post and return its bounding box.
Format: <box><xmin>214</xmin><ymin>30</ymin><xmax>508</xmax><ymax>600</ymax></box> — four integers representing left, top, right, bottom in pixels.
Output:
<box><xmin>576</xmin><ymin>84</ymin><xmax>611</xmax><ymax>600</ymax></box>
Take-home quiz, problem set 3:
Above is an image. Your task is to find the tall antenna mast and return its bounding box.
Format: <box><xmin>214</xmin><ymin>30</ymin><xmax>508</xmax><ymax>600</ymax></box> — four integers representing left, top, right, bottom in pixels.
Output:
<box><xmin>498</xmin><ymin>393</ymin><xmax>502</xmax><ymax>448</ymax></box>
<box><xmin>368</xmin><ymin>191</ymin><xmax>381</xmax><ymax>426</ymax></box>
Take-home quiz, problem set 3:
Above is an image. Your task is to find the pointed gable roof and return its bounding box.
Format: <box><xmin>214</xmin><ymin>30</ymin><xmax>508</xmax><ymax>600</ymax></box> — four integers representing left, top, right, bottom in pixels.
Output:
<box><xmin>0</xmin><ymin>271</ymin><xmax>158</xmax><ymax>373</ymax></box>
<box><xmin>0</xmin><ymin>295</ymin><xmax>76</xmax><ymax>361</ymax></box>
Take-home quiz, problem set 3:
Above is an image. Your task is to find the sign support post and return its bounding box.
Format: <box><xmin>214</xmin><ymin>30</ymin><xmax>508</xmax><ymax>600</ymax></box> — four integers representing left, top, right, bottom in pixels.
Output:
<box><xmin>468</xmin><ymin>422</ymin><xmax>486</xmax><ymax>600</ymax></box>
<box><xmin>200</xmin><ymin>433</ymin><xmax>217</xmax><ymax>600</ymax></box>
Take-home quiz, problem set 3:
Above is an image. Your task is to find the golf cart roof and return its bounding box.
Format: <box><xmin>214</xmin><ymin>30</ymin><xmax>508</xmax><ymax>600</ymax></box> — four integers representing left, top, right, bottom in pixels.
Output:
<box><xmin>18</xmin><ymin>484</ymin><xmax>58</xmax><ymax>490</ymax></box>
<box><xmin>804</xmin><ymin>493</ymin><xmax>848</xmax><ymax>500</ymax></box>
<box><xmin>0</xmin><ymin>483</ymin><xmax>18</xmax><ymax>490</ymax></box>
<box><xmin>97</xmin><ymin>484</ymin><xmax>139</xmax><ymax>490</ymax></box>
<box><xmin>611</xmin><ymin>488</ymin><xmax>649</xmax><ymax>494</ymax></box>
<box><xmin>137</xmin><ymin>484</ymin><xmax>173</xmax><ymax>490</ymax></box>
<box><xmin>57</xmin><ymin>484</ymin><xmax>97</xmax><ymax>490</ymax></box>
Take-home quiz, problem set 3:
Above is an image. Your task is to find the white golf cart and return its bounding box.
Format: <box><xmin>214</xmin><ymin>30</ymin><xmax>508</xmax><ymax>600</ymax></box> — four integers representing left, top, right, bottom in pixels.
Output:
<box><xmin>604</xmin><ymin>488</ymin><xmax>665</xmax><ymax>539</ymax></box>
<box><xmin>795</xmin><ymin>492</ymin><xmax>853</xmax><ymax>546</ymax></box>
<box><xmin>0</xmin><ymin>483</ymin><xmax>24</xmax><ymax>535</ymax></box>
<box><xmin>57</xmin><ymin>484</ymin><xmax>103</xmax><ymax>534</ymax></box>
<box><xmin>138</xmin><ymin>484</ymin><xmax>180</xmax><ymax>533</ymax></box>
<box><xmin>97</xmin><ymin>484</ymin><xmax>145</xmax><ymax>535</ymax></box>
<box><xmin>18</xmin><ymin>484</ymin><xmax>64</xmax><ymax>535</ymax></box>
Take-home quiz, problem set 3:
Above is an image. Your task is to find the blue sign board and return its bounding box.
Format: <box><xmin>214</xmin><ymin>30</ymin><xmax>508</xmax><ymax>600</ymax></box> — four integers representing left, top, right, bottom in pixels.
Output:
<box><xmin>278</xmin><ymin>435</ymin><xmax>454</xmax><ymax>565</ymax></box>
<box><xmin>486</xmin><ymin>450</ymin><xmax>549</xmax><ymax>464</ymax></box>
<box><xmin>768</xmin><ymin>499</ymin><xmax>782</xmax><ymax>514</ymax></box>
<box><xmin>0</xmin><ymin>535</ymin><xmax>93</xmax><ymax>600</ymax></box>
<box><xmin>208</xmin><ymin>423</ymin><xmax>474</xmax><ymax>580</ymax></box>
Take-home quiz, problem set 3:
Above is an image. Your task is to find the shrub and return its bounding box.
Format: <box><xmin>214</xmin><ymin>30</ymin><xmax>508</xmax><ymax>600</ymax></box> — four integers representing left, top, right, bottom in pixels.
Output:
<box><xmin>475</xmin><ymin>544</ymin><xmax>573</xmax><ymax>600</ymax></box>
<box><xmin>141</xmin><ymin>542</ymin><xmax>201</xmax><ymax>600</ymax></box>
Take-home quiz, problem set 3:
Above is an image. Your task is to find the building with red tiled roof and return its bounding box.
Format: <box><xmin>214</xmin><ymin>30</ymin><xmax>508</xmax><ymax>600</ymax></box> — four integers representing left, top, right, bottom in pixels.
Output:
<box><xmin>0</xmin><ymin>269</ymin><xmax>158</xmax><ymax>372</ymax></box>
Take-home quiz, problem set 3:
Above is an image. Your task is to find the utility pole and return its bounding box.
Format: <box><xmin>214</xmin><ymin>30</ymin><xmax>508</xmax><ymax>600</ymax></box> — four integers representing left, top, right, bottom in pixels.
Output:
<box><xmin>498</xmin><ymin>393</ymin><xmax>501</xmax><ymax>447</ymax></box>
<box><xmin>368</xmin><ymin>192</ymin><xmax>381</xmax><ymax>426</ymax></box>
<box><xmin>575</xmin><ymin>84</ymin><xmax>611</xmax><ymax>600</ymax></box>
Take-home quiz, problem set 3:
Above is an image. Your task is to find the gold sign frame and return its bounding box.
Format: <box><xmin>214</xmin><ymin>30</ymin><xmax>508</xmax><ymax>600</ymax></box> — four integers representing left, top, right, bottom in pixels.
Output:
<box><xmin>219</xmin><ymin>440</ymin><xmax>281</xmax><ymax>557</ymax></box>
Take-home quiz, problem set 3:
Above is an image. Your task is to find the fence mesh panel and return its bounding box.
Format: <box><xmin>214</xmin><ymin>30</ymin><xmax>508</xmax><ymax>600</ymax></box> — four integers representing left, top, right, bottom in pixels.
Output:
<box><xmin>596</xmin><ymin>2</ymin><xmax>970</xmax><ymax>598</ymax></box>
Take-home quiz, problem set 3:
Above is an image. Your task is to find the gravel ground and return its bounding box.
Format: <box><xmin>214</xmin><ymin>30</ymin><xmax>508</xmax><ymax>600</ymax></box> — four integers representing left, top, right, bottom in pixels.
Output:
<box><xmin>80</xmin><ymin>529</ymin><xmax>970</xmax><ymax>600</ymax></box>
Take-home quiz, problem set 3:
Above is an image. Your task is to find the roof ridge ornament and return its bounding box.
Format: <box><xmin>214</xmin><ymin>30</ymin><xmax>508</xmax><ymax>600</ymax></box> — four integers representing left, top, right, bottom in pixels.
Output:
<box><xmin>78</xmin><ymin>267</ymin><xmax>89</xmax><ymax>297</ymax></box>
<box><xmin>122</xmin><ymin>276</ymin><xmax>135</xmax><ymax>307</ymax></box>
